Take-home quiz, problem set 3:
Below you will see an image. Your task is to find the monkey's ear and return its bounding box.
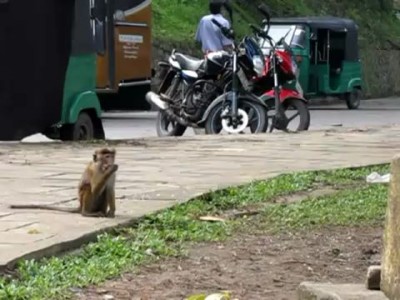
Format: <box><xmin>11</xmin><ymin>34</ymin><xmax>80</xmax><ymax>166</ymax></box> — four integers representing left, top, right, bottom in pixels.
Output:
<box><xmin>93</xmin><ymin>149</ymin><xmax>99</xmax><ymax>161</ymax></box>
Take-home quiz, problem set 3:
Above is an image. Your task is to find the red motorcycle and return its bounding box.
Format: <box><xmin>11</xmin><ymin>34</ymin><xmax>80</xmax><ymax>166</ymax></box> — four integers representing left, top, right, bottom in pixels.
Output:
<box><xmin>250</xmin><ymin>5</ymin><xmax>310</xmax><ymax>132</ymax></box>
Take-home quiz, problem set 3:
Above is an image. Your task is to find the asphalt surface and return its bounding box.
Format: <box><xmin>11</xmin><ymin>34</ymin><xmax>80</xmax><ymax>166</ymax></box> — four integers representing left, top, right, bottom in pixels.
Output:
<box><xmin>100</xmin><ymin>97</ymin><xmax>400</xmax><ymax>139</ymax></box>
<box><xmin>19</xmin><ymin>97</ymin><xmax>400</xmax><ymax>142</ymax></box>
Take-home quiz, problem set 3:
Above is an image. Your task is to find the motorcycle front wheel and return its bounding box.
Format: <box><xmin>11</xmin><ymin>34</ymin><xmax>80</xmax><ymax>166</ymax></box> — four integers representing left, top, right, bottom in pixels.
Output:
<box><xmin>204</xmin><ymin>100</ymin><xmax>268</xmax><ymax>135</ymax></box>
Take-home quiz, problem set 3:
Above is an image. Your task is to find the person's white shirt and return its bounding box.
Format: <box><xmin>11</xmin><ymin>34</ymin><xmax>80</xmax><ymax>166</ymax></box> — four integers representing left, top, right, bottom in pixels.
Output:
<box><xmin>195</xmin><ymin>13</ymin><xmax>233</xmax><ymax>53</ymax></box>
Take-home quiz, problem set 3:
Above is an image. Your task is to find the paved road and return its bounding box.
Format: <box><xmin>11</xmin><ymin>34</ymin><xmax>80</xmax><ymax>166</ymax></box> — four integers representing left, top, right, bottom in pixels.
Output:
<box><xmin>19</xmin><ymin>97</ymin><xmax>400</xmax><ymax>143</ymax></box>
<box><xmin>101</xmin><ymin>97</ymin><xmax>400</xmax><ymax>140</ymax></box>
<box><xmin>2</xmin><ymin>125</ymin><xmax>400</xmax><ymax>269</ymax></box>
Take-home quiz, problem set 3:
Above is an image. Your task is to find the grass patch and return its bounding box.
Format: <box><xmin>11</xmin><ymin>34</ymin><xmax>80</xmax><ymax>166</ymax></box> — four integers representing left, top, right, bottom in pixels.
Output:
<box><xmin>0</xmin><ymin>164</ymin><xmax>390</xmax><ymax>300</ymax></box>
<box><xmin>152</xmin><ymin>0</ymin><xmax>400</xmax><ymax>47</ymax></box>
<box><xmin>263</xmin><ymin>184</ymin><xmax>388</xmax><ymax>231</ymax></box>
<box><xmin>152</xmin><ymin>0</ymin><xmax>255</xmax><ymax>42</ymax></box>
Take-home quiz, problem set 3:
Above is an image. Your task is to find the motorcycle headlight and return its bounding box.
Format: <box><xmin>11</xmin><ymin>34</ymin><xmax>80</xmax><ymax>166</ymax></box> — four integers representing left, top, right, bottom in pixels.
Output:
<box><xmin>252</xmin><ymin>55</ymin><xmax>264</xmax><ymax>77</ymax></box>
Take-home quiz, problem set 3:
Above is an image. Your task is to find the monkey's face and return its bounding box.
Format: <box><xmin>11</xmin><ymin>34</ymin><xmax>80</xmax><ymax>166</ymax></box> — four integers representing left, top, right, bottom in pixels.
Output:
<box><xmin>101</xmin><ymin>152</ymin><xmax>115</xmax><ymax>171</ymax></box>
<box><xmin>94</xmin><ymin>148</ymin><xmax>116</xmax><ymax>172</ymax></box>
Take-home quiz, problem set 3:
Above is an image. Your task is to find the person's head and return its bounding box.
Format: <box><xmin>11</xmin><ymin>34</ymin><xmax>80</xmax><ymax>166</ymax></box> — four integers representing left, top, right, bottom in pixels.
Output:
<box><xmin>209</xmin><ymin>2</ymin><xmax>222</xmax><ymax>14</ymax></box>
<box><xmin>209</xmin><ymin>0</ymin><xmax>222</xmax><ymax>15</ymax></box>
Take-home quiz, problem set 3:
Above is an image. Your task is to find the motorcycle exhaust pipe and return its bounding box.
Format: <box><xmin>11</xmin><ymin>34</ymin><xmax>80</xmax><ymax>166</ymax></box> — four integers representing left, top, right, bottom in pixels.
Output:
<box><xmin>145</xmin><ymin>91</ymin><xmax>189</xmax><ymax>127</ymax></box>
<box><xmin>145</xmin><ymin>91</ymin><xmax>169</xmax><ymax>110</ymax></box>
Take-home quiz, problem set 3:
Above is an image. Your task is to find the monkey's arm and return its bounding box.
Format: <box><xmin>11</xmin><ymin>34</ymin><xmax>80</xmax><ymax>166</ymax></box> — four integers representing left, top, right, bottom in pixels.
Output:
<box><xmin>90</xmin><ymin>164</ymin><xmax>118</xmax><ymax>199</ymax></box>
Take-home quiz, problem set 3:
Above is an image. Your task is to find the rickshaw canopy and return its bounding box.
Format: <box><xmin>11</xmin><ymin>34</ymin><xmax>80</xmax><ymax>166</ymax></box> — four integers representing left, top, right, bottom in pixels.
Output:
<box><xmin>269</xmin><ymin>17</ymin><xmax>359</xmax><ymax>61</ymax></box>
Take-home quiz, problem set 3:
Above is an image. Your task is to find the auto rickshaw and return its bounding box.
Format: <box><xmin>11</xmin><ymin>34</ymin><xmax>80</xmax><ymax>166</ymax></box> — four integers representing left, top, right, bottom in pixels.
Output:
<box><xmin>262</xmin><ymin>17</ymin><xmax>363</xmax><ymax>109</ymax></box>
<box><xmin>0</xmin><ymin>0</ymin><xmax>152</xmax><ymax>141</ymax></box>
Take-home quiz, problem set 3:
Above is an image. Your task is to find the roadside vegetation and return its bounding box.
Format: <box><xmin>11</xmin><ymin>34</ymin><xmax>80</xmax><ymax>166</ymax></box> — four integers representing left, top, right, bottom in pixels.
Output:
<box><xmin>153</xmin><ymin>0</ymin><xmax>400</xmax><ymax>48</ymax></box>
<box><xmin>0</xmin><ymin>164</ymin><xmax>390</xmax><ymax>300</ymax></box>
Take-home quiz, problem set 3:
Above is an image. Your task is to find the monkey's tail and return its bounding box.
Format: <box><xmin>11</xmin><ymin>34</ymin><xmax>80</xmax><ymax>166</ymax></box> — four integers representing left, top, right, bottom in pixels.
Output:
<box><xmin>9</xmin><ymin>205</ymin><xmax>80</xmax><ymax>213</ymax></box>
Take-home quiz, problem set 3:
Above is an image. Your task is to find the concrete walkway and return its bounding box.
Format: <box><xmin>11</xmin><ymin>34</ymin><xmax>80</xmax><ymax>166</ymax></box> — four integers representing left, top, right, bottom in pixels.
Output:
<box><xmin>1</xmin><ymin>125</ymin><xmax>400</xmax><ymax>269</ymax></box>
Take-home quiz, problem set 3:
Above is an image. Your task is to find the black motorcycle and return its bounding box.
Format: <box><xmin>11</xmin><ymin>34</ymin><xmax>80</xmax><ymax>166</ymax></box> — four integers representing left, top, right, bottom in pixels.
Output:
<box><xmin>146</xmin><ymin>21</ymin><xmax>269</xmax><ymax>136</ymax></box>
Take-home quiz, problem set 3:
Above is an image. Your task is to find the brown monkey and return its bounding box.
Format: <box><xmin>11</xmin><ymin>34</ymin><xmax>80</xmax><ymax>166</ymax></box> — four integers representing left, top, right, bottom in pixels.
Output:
<box><xmin>9</xmin><ymin>148</ymin><xmax>118</xmax><ymax>218</ymax></box>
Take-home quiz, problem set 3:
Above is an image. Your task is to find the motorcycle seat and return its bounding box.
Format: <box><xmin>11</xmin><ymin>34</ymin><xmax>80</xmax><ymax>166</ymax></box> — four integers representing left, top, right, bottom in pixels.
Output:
<box><xmin>175</xmin><ymin>53</ymin><xmax>204</xmax><ymax>71</ymax></box>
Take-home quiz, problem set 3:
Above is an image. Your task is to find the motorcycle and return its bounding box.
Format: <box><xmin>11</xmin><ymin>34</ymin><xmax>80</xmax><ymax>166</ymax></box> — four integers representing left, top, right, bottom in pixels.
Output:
<box><xmin>204</xmin><ymin>4</ymin><xmax>310</xmax><ymax>133</ymax></box>
<box><xmin>147</xmin><ymin>50</ymin><xmax>232</xmax><ymax>136</ymax></box>
<box><xmin>252</xmin><ymin>8</ymin><xmax>310</xmax><ymax>132</ymax></box>
<box><xmin>146</xmin><ymin>18</ymin><xmax>269</xmax><ymax>136</ymax></box>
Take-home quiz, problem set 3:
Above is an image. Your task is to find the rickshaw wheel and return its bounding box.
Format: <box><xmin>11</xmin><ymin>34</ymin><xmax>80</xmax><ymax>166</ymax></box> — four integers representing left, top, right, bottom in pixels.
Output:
<box><xmin>60</xmin><ymin>112</ymin><xmax>95</xmax><ymax>141</ymax></box>
<box><xmin>345</xmin><ymin>88</ymin><xmax>361</xmax><ymax>110</ymax></box>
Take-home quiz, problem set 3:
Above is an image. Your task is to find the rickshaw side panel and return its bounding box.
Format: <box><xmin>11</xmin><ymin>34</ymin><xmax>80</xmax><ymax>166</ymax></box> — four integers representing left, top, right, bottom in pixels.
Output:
<box><xmin>307</xmin><ymin>61</ymin><xmax>362</xmax><ymax>95</ymax></box>
<box><xmin>61</xmin><ymin>0</ymin><xmax>102</xmax><ymax>125</ymax></box>
<box><xmin>62</xmin><ymin>54</ymin><xmax>102</xmax><ymax>124</ymax></box>
<box><xmin>115</xmin><ymin>1</ymin><xmax>152</xmax><ymax>83</ymax></box>
<box><xmin>95</xmin><ymin>0</ymin><xmax>152</xmax><ymax>90</ymax></box>
<box><xmin>67</xmin><ymin>91</ymin><xmax>102</xmax><ymax>124</ymax></box>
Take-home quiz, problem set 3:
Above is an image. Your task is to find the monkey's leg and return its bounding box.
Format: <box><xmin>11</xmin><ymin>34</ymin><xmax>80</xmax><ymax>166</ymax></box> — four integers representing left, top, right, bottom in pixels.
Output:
<box><xmin>80</xmin><ymin>188</ymin><xmax>105</xmax><ymax>218</ymax></box>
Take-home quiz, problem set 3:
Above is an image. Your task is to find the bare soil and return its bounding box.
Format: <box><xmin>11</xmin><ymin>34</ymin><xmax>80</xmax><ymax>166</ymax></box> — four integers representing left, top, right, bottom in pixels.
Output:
<box><xmin>77</xmin><ymin>225</ymin><xmax>382</xmax><ymax>300</ymax></box>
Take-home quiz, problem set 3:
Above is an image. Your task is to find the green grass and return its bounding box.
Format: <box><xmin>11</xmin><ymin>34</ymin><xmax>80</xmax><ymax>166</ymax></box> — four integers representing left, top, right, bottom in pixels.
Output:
<box><xmin>152</xmin><ymin>0</ymin><xmax>400</xmax><ymax>47</ymax></box>
<box><xmin>264</xmin><ymin>184</ymin><xmax>388</xmax><ymax>231</ymax></box>
<box><xmin>0</xmin><ymin>164</ymin><xmax>390</xmax><ymax>300</ymax></box>
<box><xmin>152</xmin><ymin>0</ymin><xmax>255</xmax><ymax>42</ymax></box>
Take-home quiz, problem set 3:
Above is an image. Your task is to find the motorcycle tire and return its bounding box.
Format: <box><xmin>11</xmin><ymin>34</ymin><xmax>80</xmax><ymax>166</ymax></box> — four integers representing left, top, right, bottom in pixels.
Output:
<box><xmin>204</xmin><ymin>99</ymin><xmax>268</xmax><ymax>135</ymax></box>
<box><xmin>282</xmin><ymin>98</ymin><xmax>310</xmax><ymax>131</ymax></box>
<box><xmin>156</xmin><ymin>110</ymin><xmax>187</xmax><ymax>137</ymax></box>
<box><xmin>155</xmin><ymin>78</ymin><xmax>187</xmax><ymax>137</ymax></box>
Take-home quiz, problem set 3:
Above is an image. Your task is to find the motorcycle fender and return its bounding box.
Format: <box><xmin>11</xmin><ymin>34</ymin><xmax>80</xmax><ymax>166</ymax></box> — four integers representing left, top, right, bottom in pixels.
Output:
<box><xmin>198</xmin><ymin>92</ymin><xmax>268</xmax><ymax>125</ymax></box>
<box><xmin>261</xmin><ymin>88</ymin><xmax>308</xmax><ymax>104</ymax></box>
<box><xmin>198</xmin><ymin>93</ymin><xmax>228</xmax><ymax>125</ymax></box>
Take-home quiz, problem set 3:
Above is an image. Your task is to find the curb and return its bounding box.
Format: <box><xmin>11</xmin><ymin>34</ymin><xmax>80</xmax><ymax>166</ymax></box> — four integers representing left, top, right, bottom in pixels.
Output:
<box><xmin>0</xmin><ymin>203</ymin><xmax>177</xmax><ymax>271</ymax></box>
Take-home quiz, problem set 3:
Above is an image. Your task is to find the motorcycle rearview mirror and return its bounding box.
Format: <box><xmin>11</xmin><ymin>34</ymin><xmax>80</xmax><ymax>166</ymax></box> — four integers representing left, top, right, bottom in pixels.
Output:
<box><xmin>258</xmin><ymin>4</ymin><xmax>271</xmax><ymax>35</ymax></box>
<box><xmin>257</xmin><ymin>4</ymin><xmax>271</xmax><ymax>21</ymax></box>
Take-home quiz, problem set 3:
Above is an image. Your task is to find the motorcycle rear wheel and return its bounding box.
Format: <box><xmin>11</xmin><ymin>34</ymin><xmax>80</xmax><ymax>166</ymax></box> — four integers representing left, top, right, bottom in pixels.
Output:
<box><xmin>155</xmin><ymin>78</ymin><xmax>187</xmax><ymax>137</ymax></box>
<box><xmin>156</xmin><ymin>111</ymin><xmax>187</xmax><ymax>137</ymax></box>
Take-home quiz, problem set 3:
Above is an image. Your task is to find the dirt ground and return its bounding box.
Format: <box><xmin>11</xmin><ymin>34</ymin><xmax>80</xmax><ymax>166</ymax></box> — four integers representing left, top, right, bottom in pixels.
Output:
<box><xmin>77</xmin><ymin>225</ymin><xmax>382</xmax><ymax>300</ymax></box>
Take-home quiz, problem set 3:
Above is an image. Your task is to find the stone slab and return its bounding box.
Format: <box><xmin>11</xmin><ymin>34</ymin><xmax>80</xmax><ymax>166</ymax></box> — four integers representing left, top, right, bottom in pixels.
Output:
<box><xmin>0</xmin><ymin>125</ymin><xmax>400</xmax><ymax>269</ymax></box>
<box><xmin>381</xmin><ymin>155</ymin><xmax>400</xmax><ymax>298</ymax></box>
<box><xmin>298</xmin><ymin>282</ymin><xmax>388</xmax><ymax>300</ymax></box>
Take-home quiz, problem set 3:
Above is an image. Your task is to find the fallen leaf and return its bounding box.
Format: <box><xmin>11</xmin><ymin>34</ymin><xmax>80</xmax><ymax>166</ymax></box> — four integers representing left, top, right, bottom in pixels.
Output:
<box><xmin>28</xmin><ymin>229</ymin><xmax>40</xmax><ymax>234</ymax></box>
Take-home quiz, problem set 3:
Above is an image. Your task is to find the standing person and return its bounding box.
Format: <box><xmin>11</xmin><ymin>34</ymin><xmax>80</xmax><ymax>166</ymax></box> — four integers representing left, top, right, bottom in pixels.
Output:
<box><xmin>195</xmin><ymin>0</ymin><xmax>233</xmax><ymax>55</ymax></box>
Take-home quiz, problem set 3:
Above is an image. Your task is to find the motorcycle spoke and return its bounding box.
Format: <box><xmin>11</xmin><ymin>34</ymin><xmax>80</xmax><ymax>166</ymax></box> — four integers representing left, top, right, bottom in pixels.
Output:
<box><xmin>287</xmin><ymin>112</ymin><xmax>300</xmax><ymax>122</ymax></box>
